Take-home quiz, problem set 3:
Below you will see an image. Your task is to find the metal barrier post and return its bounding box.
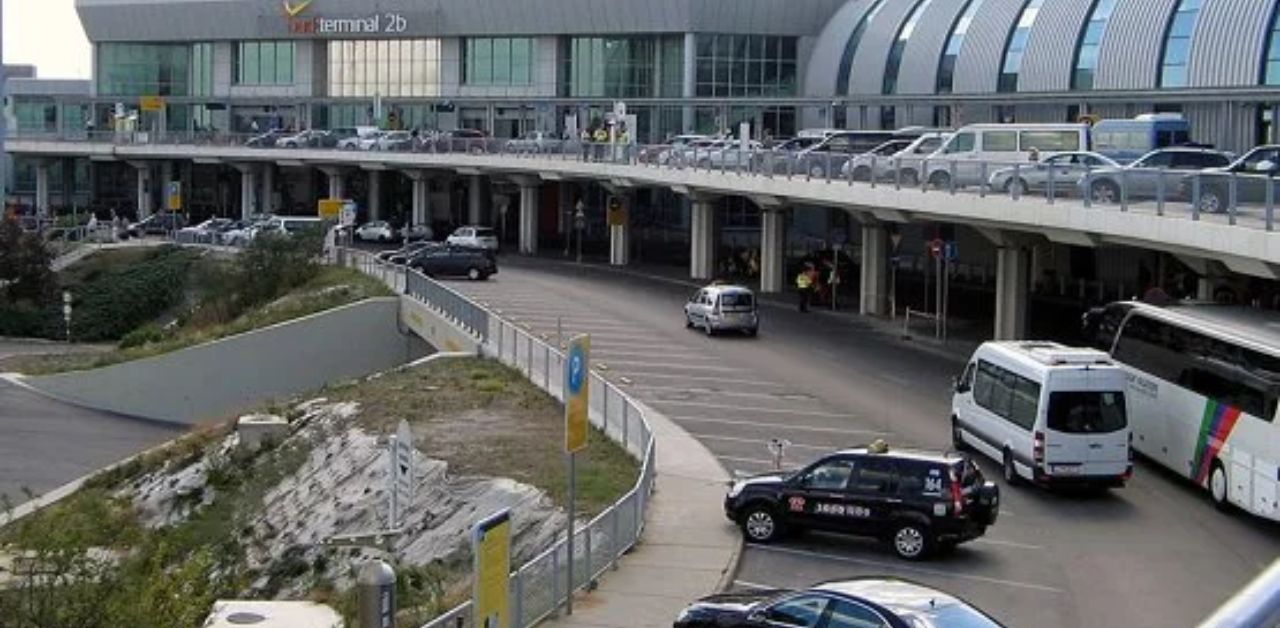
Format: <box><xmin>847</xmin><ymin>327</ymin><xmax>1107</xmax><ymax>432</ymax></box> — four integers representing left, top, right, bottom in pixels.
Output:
<box><xmin>622</xmin><ymin>403</ymin><xmax>630</xmax><ymax>452</ymax></box>
<box><xmin>498</xmin><ymin>319</ymin><xmax>505</xmax><ymax>358</ymax></box>
<box><xmin>1083</xmin><ymin>168</ymin><xmax>1092</xmax><ymax>208</ymax></box>
<box><xmin>948</xmin><ymin>160</ymin><xmax>957</xmax><ymax>195</ymax></box>
<box><xmin>1192</xmin><ymin>176</ymin><xmax>1201</xmax><ymax>221</ymax></box>
<box><xmin>893</xmin><ymin>158</ymin><xmax>901</xmax><ymax>190</ymax></box>
<box><xmin>552</xmin><ymin>542</ymin><xmax>562</xmax><ymax>616</ymax></box>
<box><xmin>1120</xmin><ymin>169</ymin><xmax>1129</xmax><ymax>212</ymax></box>
<box><xmin>544</xmin><ymin>344</ymin><xmax>550</xmax><ymax>389</ymax></box>
<box><xmin>1229</xmin><ymin>173</ymin><xmax>1239</xmax><ymax>226</ymax></box>
<box><xmin>611</xmin><ymin>500</ymin><xmax>620</xmax><ymax>571</ymax></box>
<box><xmin>1155</xmin><ymin>168</ymin><xmax>1165</xmax><ymax>216</ymax></box>
<box><xmin>920</xmin><ymin>159</ymin><xmax>929</xmax><ymax>192</ymax></box>
<box><xmin>870</xmin><ymin>155</ymin><xmax>878</xmax><ymax>188</ymax></box>
<box><xmin>1011</xmin><ymin>163</ymin><xmax>1021</xmax><ymax>201</ymax></box>
<box><xmin>979</xmin><ymin>161</ymin><xmax>987</xmax><ymax>198</ymax></box>
<box><xmin>1268</xmin><ymin>176</ymin><xmax>1276</xmax><ymax>232</ymax></box>
<box><xmin>584</xmin><ymin>523</ymin><xmax>593</xmax><ymax>584</ymax></box>
<box><xmin>603</xmin><ymin>386</ymin><xmax>611</xmax><ymax>435</ymax></box>
<box><xmin>513</xmin><ymin>571</ymin><xmax>524</xmax><ymax>628</ymax></box>
<box><xmin>825</xmin><ymin>152</ymin><xmax>832</xmax><ymax>183</ymax></box>
<box><xmin>1047</xmin><ymin>163</ymin><xmax>1055</xmax><ymax>204</ymax></box>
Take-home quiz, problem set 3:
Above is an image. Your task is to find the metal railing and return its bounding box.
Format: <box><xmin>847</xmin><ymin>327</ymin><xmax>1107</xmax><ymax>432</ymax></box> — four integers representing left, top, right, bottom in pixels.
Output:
<box><xmin>336</xmin><ymin>249</ymin><xmax>656</xmax><ymax>628</ymax></box>
<box><xmin>11</xmin><ymin>129</ymin><xmax>1280</xmax><ymax>234</ymax></box>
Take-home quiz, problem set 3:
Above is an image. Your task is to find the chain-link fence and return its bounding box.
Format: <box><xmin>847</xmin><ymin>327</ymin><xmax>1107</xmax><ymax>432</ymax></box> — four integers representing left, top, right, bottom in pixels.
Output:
<box><xmin>334</xmin><ymin>248</ymin><xmax>655</xmax><ymax>628</ymax></box>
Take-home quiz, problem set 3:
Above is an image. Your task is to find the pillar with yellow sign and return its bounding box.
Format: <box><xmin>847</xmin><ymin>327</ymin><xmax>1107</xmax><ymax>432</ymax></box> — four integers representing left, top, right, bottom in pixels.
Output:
<box><xmin>473</xmin><ymin>510</ymin><xmax>512</xmax><ymax>628</ymax></box>
<box><xmin>563</xmin><ymin>333</ymin><xmax>590</xmax><ymax>616</ymax></box>
<box><xmin>607</xmin><ymin>196</ymin><xmax>629</xmax><ymax>266</ymax></box>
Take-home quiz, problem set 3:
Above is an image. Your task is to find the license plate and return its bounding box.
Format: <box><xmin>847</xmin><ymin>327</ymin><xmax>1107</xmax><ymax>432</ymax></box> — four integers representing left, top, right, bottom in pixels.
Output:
<box><xmin>1051</xmin><ymin>465</ymin><xmax>1082</xmax><ymax>475</ymax></box>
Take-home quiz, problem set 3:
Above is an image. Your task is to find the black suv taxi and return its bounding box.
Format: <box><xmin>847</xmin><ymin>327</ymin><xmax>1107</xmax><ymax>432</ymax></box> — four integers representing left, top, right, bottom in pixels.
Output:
<box><xmin>724</xmin><ymin>442</ymin><xmax>999</xmax><ymax>560</ymax></box>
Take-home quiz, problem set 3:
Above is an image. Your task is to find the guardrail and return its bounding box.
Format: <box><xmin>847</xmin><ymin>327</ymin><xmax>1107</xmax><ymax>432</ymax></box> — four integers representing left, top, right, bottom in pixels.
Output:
<box><xmin>12</xmin><ymin>129</ymin><xmax>1280</xmax><ymax>233</ymax></box>
<box><xmin>336</xmin><ymin>249</ymin><xmax>656</xmax><ymax>628</ymax></box>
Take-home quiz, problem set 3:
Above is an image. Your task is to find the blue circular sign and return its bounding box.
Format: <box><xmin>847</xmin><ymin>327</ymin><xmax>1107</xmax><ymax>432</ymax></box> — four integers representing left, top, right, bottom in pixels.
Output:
<box><xmin>567</xmin><ymin>346</ymin><xmax>586</xmax><ymax>394</ymax></box>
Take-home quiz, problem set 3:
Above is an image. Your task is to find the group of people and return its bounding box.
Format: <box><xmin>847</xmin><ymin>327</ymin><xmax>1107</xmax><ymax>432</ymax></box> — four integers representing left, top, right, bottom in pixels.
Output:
<box><xmin>795</xmin><ymin>255</ymin><xmax>843</xmax><ymax>312</ymax></box>
<box><xmin>720</xmin><ymin>247</ymin><xmax>760</xmax><ymax>279</ymax></box>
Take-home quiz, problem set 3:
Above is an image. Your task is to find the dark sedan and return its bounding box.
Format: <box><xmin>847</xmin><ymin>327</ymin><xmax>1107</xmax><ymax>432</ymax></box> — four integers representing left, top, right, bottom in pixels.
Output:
<box><xmin>407</xmin><ymin>245</ymin><xmax>496</xmax><ymax>280</ymax></box>
<box><xmin>673</xmin><ymin>578</ymin><xmax>1004</xmax><ymax>628</ymax></box>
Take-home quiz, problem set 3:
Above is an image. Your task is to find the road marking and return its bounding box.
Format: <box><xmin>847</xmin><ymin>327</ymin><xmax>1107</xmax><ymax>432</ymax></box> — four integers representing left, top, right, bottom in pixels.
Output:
<box><xmin>670</xmin><ymin>415</ymin><xmax>885</xmax><ymax>435</ymax></box>
<box><xmin>718</xmin><ymin>455</ymin><xmax>781</xmax><ymax>467</ymax></box>
<box><xmin>653</xmin><ymin>400</ymin><xmax>857</xmax><ymax>418</ymax></box>
<box><xmin>732</xmin><ymin>580</ymin><xmax>781</xmax><ymax>590</ymax></box>
<box><xmin>593</xmin><ymin>359</ymin><xmax>744</xmax><ymax>372</ymax></box>
<box><xmin>746</xmin><ymin>545</ymin><xmax>1065</xmax><ymax>594</ymax></box>
<box><xmin>630</xmin><ymin>383</ymin><xmax>811</xmax><ymax>400</ymax></box>
<box><xmin>593</xmin><ymin>350</ymin><xmax>722</xmax><ymax>362</ymax></box>
<box><xmin>971</xmin><ymin>538</ymin><xmax>1042</xmax><ymax>550</ymax></box>
<box><xmin>612</xmin><ymin>371</ymin><xmax>786</xmax><ymax>387</ymax></box>
<box><xmin>690</xmin><ymin>433</ymin><xmax>833</xmax><ymax>451</ymax></box>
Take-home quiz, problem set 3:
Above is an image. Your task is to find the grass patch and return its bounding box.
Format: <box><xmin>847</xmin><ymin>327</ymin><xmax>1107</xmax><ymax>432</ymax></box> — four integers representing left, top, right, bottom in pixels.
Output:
<box><xmin>330</xmin><ymin>357</ymin><xmax>640</xmax><ymax>516</ymax></box>
<box><xmin>3</xmin><ymin>266</ymin><xmax>392</xmax><ymax>375</ymax></box>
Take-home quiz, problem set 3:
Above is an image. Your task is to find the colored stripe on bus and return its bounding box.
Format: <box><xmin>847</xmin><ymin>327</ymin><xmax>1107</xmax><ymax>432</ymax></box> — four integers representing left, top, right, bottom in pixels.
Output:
<box><xmin>1192</xmin><ymin>400</ymin><xmax>1242</xmax><ymax>486</ymax></box>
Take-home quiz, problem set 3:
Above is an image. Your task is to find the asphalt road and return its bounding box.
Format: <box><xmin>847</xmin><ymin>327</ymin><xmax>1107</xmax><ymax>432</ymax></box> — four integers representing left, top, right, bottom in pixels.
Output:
<box><xmin>446</xmin><ymin>258</ymin><xmax>1280</xmax><ymax>628</ymax></box>
<box><xmin>0</xmin><ymin>342</ymin><xmax>184</xmax><ymax>504</ymax></box>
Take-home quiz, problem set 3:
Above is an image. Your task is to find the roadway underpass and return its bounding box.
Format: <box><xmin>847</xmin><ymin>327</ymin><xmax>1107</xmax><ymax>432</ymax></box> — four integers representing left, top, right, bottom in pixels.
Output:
<box><xmin>446</xmin><ymin>257</ymin><xmax>1280</xmax><ymax>628</ymax></box>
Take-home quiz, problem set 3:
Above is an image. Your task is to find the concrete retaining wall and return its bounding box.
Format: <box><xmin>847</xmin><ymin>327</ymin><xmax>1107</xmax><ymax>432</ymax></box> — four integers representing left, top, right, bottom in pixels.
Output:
<box><xmin>20</xmin><ymin>298</ymin><xmax>429</xmax><ymax>424</ymax></box>
<box><xmin>398</xmin><ymin>295</ymin><xmax>482</xmax><ymax>356</ymax></box>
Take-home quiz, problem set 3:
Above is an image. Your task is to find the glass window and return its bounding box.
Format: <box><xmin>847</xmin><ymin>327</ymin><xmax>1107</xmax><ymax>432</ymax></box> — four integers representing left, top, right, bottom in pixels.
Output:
<box><xmin>984</xmin><ymin>131</ymin><xmax>1018</xmax><ymax>152</ymax></box>
<box><xmin>764</xmin><ymin>595</ymin><xmax>829</xmax><ymax>628</ymax></box>
<box><xmin>826</xmin><ymin>599</ymin><xmax>890</xmax><ymax>628</ymax></box>
<box><xmin>1266</xmin><ymin>4</ymin><xmax>1280</xmax><ymax>85</ymax></box>
<box><xmin>1009</xmin><ymin>375</ymin><xmax>1041</xmax><ymax>430</ymax></box>
<box><xmin>235</xmin><ymin>41</ymin><xmax>294</xmax><ymax>85</ymax></box>
<box><xmin>801</xmin><ymin>459</ymin><xmax>855</xmax><ymax>490</ymax></box>
<box><xmin>1021</xmin><ymin>131</ymin><xmax>1080</xmax><ymax>152</ymax></box>
<box><xmin>849</xmin><ymin>459</ymin><xmax>897</xmax><ymax>495</ymax></box>
<box><xmin>997</xmin><ymin>0</ymin><xmax>1045</xmax><ymax>93</ymax></box>
<box><xmin>1160</xmin><ymin>0</ymin><xmax>1202</xmax><ymax>88</ymax></box>
<box><xmin>836</xmin><ymin>0</ymin><xmax>888</xmax><ymax>96</ymax></box>
<box><xmin>1047</xmin><ymin>391</ymin><xmax>1128</xmax><ymax>434</ymax></box>
<box><xmin>693</xmin><ymin>34</ymin><xmax>797</xmax><ymax>98</ymax></box>
<box><xmin>1073</xmin><ymin>0</ymin><xmax>1117</xmax><ymax>90</ymax></box>
<box><xmin>883</xmin><ymin>0</ymin><xmax>937</xmax><ymax>94</ymax></box>
<box><xmin>329</xmin><ymin>39</ymin><xmax>441</xmax><ymax>98</ymax></box>
<box><xmin>943</xmin><ymin>132</ymin><xmax>976</xmax><ymax>154</ymax></box>
<box><xmin>96</xmin><ymin>42</ymin><xmax>199</xmax><ymax>96</ymax></box>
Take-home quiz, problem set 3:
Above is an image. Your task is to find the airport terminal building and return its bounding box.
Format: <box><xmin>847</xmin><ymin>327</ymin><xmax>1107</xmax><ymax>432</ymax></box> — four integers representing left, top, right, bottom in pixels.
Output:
<box><xmin>10</xmin><ymin>0</ymin><xmax>1280</xmax><ymax>149</ymax></box>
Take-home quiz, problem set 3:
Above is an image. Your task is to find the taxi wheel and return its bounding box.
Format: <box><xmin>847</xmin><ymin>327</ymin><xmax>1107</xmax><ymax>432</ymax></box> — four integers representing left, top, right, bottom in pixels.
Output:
<box><xmin>1002</xmin><ymin>450</ymin><xmax>1021</xmax><ymax>486</ymax></box>
<box><xmin>467</xmin><ymin>267</ymin><xmax>482</xmax><ymax>281</ymax></box>
<box><xmin>704</xmin><ymin>321</ymin><xmax>715</xmax><ymax>337</ymax></box>
<box><xmin>741</xmin><ymin>505</ymin><xmax>782</xmax><ymax>543</ymax></box>
<box><xmin>1209</xmin><ymin>461</ymin><xmax>1230</xmax><ymax>512</ymax></box>
<box><xmin>950</xmin><ymin>417</ymin><xmax>967</xmax><ymax>451</ymax></box>
<box><xmin>685</xmin><ymin>315</ymin><xmax>694</xmax><ymax>329</ymax></box>
<box><xmin>891</xmin><ymin>522</ymin><xmax>934</xmax><ymax>560</ymax></box>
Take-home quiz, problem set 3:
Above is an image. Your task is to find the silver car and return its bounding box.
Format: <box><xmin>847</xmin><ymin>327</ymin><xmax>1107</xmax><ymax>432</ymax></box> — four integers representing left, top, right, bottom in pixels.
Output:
<box><xmin>684</xmin><ymin>284</ymin><xmax>758</xmax><ymax>336</ymax></box>
<box><xmin>987</xmin><ymin>151</ymin><xmax>1119</xmax><ymax>196</ymax></box>
<box><xmin>1077</xmin><ymin>147</ymin><xmax>1232</xmax><ymax>204</ymax></box>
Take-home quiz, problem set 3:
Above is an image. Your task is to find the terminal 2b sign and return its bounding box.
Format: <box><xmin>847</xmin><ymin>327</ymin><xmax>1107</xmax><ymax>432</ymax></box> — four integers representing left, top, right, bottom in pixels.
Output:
<box><xmin>279</xmin><ymin>0</ymin><xmax>409</xmax><ymax>35</ymax></box>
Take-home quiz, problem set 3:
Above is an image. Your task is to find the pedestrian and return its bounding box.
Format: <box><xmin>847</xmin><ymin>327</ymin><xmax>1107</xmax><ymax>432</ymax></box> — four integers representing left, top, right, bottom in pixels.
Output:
<box><xmin>796</xmin><ymin>263</ymin><xmax>816</xmax><ymax>312</ymax></box>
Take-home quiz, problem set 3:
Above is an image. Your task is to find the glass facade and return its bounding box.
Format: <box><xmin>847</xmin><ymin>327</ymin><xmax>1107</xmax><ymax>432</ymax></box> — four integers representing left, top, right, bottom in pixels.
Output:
<box><xmin>463</xmin><ymin>37</ymin><xmax>534</xmax><ymax>86</ymax></box>
<box><xmin>883</xmin><ymin>0</ymin><xmax>936</xmax><ymax>94</ymax></box>
<box><xmin>96</xmin><ymin>43</ymin><xmax>191</xmax><ymax>96</ymax></box>
<box><xmin>327</xmin><ymin>39</ymin><xmax>442</xmax><ymax>98</ymax></box>
<box><xmin>191</xmin><ymin>43</ymin><xmax>214</xmax><ymax>97</ymax></box>
<box><xmin>835</xmin><ymin>0</ymin><xmax>888</xmax><ymax>96</ymax></box>
<box><xmin>14</xmin><ymin>99</ymin><xmax>58</xmax><ymax>133</ymax></box>
<box><xmin>694</xmin><ymin>35</ymin><xmax>797</xmax><ymax>98</ymax></box>
<box><xmin>561</xmin><ymin>36</ymin><xmax>674</xmax><ymax>98</ymax></box>
<box><xmin>235</xmin><ymin>41</ymin><xmax>295</xmax><ymax>85</ymax></box>
<box><xmin>936</xmin><ymin>0</ymin><xmax>985</xmax><ymax>94</ymax></box>
<box><xmin>1159</xmin><ymin>0</ymin><xmax>1202</xmax><ymax>88</ymax></box>
<box><xmin>1072</xmin><ymin>0</ymin><xmax>1118</xmax><ymax>90</ymax></box>
<box><xmin>1263</xmin><ymin>2</ymin><xmax>1280</xmax><ymax>85</ymax></box>
<box><xmin>997</xmin><ymin>0</ymin><xmax>1046</xmax><ymax>93</ymax></box>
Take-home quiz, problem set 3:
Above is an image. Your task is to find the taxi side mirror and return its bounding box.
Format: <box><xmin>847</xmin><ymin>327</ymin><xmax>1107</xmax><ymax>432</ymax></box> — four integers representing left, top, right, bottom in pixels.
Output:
<box><xmin>953</xmin><ymin>376</ymin><xmax>970</xmax><ymax>394</ymax></box>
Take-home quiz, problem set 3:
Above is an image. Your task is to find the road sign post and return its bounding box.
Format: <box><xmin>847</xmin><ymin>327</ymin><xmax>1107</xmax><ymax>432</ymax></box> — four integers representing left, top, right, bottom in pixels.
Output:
<box><xmin>473</xmin><ymin>509</ymin><xmax>512</xmax><ymax>628</ymax></box>
<box><xmin>389</xmin><ymin>420</ymin><xmax>414</xmax><ymax>530</ymax></box>
<box><xmin>563</xmin><ymin>334</ymin><xmax>590</xmax><ymax>616</ymax></box>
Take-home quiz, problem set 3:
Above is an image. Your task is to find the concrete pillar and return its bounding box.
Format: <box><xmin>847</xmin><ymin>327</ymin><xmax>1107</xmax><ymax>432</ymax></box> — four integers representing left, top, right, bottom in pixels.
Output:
<box><xmin>1197</xmin><ymin>277</ymin><xmax>1214</xmax><ymax>301</ymax></box>
<box><xmin>135</xmin><ymin>165</ymin><xmax>153</xmax><ymax>220</ymax></box>
<box><xmin>609</xmin><ymin>223</ymin><xmax>629</xmax><ymax>266</ymax></box>
<box><xmin>260</xmin><ymin>163</ymin><xmax>275</xmax><ymax>215</ymax></box>
<box><xmin>994</xmin><ymin>246</ymin><xmax>1030</xmax><ymax>340</ymax></box>
<box><xmin>760</xmin><ymin>210</ymin><xmax>786</xmax><ymax>293</ymax></box>
<box><xmin>240</xmin><ymin>169</ymin><xmax>257</xmax><ymax>221</ymax></box>
<box><xmin>690</xmin><ymin>199</ymin><xmax>716</xmax><ymax>280</ymax></box>
<box><xmin>468</xmin><ymin>175</ymin><xmax>484</xmax><ymax>225</ymax></box>
<box><xmin>859</xmin><ymin>224</ymin><xmax>888</xmax><ymax>316</ymax></box>
<box><xmin>411</xmin><ymin>178</ymin><xmax>428</xmax><ymax>227</ymax></box>
<box><xmin>327</xmin><ymin>170</ymin><xmax>345</xmax><ymax>200</ymax></box>
<box><xmin>367</xmin><ymin>169</ymin><xmax>382</xmax><ymax>222</ymax></box>
<box><xmin>519</xmin><ymin>184</ymin><xmax>540</xmax><ymax>255</ymax></box>
<box><xmin>62</xmin><ymin>158</ymin><xmax>77</xmax><ymax>210</ymax></box>
<box><xmin>34</xmin><ymin>160</ymin><xmax>50</xmax><ymax>218</ymax></box>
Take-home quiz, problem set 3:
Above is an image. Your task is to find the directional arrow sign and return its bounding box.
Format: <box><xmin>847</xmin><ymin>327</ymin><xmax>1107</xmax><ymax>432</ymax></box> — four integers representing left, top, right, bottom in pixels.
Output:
<box><xmin>390</xmin><ymin>420</ymin><xmax>414</xmax><ymax>529</ymax></box>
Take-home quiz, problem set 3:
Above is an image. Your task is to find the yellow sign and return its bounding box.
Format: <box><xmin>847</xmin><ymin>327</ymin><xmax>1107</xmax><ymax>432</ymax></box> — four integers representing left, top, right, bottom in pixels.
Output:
<box><xmin>282</xmin><ymin>0</ymin><xmax>313</xmax><ymax>17</ymax></box>
<box><xmin>607</xmin><ymin>198</ymin><xmax>627</xmax><ymax>227</ymax></box>
<box><xmin>318</xmin><ymin>198</ymin><xmax>343</xmax><ymax>219</ymax></box>
<box><xmin>473</xmin><ymin>510</ymin><xmax>511</xmax><ymax>628</ymax></box>
<box><xmin>166</xmin><ymin>181</ymin><xmax>182</xmax><ymax>211</ymax></box>
<box><xmin>565</xmin><ymin>334</ymin><xmax>590</xmax><ymax>453</ymax></box>
<box><xmin>139</xmin><ymin>96</ymin><xmax>165</xmax><ymax>112</ymax></box>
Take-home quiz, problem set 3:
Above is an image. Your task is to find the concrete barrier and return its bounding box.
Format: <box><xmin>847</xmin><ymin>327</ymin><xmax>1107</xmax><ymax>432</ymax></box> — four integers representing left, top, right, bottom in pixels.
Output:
<box><xmin>16</xmin><ymin>298</ymin><xmax>429</xmax><ymax>424</ymax></box>
<box><xmin>398</xmin><ymin>294</ymin><xmax>482</xmax><ymax>355</ymax></box>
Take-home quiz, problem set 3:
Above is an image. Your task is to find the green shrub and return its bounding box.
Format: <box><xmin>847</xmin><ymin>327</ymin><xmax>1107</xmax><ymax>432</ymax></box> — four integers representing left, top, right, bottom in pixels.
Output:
<box><xmin>69</xmin><ymin>247</ymin><xmax>197</xmax><ymax>342</ymax></box>
<box><xmin>119</xmin><ymin>322</ymin><xmax>168</xmax><ymax>349</ymax></box>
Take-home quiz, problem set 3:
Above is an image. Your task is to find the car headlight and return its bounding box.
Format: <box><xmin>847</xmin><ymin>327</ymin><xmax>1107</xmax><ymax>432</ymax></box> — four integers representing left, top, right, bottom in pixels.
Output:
<box><xmin>727</xmin><ymin>481</ymin><xmax>745</xmax><ymax>499</ymax></box>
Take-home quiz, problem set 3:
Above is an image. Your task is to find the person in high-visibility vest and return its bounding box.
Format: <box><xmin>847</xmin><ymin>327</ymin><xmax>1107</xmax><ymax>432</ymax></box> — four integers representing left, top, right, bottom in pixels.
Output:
<box><xmin>796</xmin><ymin>264</ymin><xmax>817</xmax><ymax>312</ymax></box>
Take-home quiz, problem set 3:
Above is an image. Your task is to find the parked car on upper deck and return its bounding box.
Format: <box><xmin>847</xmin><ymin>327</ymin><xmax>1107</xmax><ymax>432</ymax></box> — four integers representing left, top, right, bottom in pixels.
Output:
<box><xmin>1182</xmin><ymin>145</ymin><xmax>1280</xmax><ymax>213</ymax></box>
<box><xmin>1077</xmin><ymin>147</ymin><xmax>1232</xmax><ymax>204</ymax></box>
<box><xmin>987</xmin><ymin>151</ymin><xmax>1119</xmax><ymax>196</ymax></box>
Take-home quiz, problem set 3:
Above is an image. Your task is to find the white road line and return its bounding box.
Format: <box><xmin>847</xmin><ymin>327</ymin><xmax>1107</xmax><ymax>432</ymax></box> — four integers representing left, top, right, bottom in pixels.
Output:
<box><xmin>671</xmin><ymin>415</ymin><xmax>885</xmax><ymax>435</ymax></box>
<box><xmin>653</xmin><ymin>400</ymin><xmax>857</xmax><ymax>418</ymax></box>
<box><xmin>594</xmin><ymin>351</ymin><xmax>723</xmax><ymax>362</ymax></box>
<box><xmin>615</xmin><ymin>371</ymin><xmax>787</xmax><ymax>387</ymax></box>
<box><xmin>746</xmin><ymin>545</ymin><xmax>1065</xmax><ymax>594</ymax></box>
<box><xmin>631</xmin><ymin>383</ymin><xmax>812</xmax><ymax>400</ymax></box>
<box><xmin>718</xmin><ymin>455</ymin><xmax>780</xmax><ymax>467</ymax></box>
<box><xmin>732</xmin><ymin>580</ymin><xmax>782</xmax><ymax>590</ymax></box>
<box><xmin>690</xmin><ymin>433</ymin><xmax>833</xmax><ymax>451</ymax></box>
<box><xmin>971</xmin><ymin>538</ymin><xmax>1043</xmax><ymax>550</ymax></box>
<box><xmin>597</xmin><ymin>359</ymin><xmax>744</xmax><ymax>372</ymax></box>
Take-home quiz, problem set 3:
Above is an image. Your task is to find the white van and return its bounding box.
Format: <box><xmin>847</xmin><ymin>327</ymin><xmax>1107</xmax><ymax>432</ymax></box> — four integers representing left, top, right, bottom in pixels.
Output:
<box><xmin>951</xmin><ymin>341</ymin><xmax>1132</xmax><ymax>489</ymax></box>
<box><xmin>924</xmin><ymin>123</ymin><xmax>1091</xmax><ymax>189</ymax></box>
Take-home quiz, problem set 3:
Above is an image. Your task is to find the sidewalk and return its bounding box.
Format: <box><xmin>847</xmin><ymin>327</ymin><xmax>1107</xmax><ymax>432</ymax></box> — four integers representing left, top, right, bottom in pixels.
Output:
<box><xmin>542</xmin><ymin>400</ymin><xmax>740</xmax><ymax>628</ymax></box>
<box><xmin>517</xmin><ymin>254</ymin><xmax>979</xmax><ymax>366</ymax></box>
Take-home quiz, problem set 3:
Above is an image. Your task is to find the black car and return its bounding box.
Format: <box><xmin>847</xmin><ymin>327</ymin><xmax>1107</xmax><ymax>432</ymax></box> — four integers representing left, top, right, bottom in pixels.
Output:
<box><xmin>380</xmin><ymin>241</ymin><xmax>442</xmax><ymax>265</ymax></box>
<box><xmin>724</xmin><ymin>443</ymin><xmax>999</xmax><ymax>560</ymax></box>
<box><xmin>673</xmin><ymin>577</ymin><xmax>1005</xmax><ymax>628</ymax></box>
<box><xmin>408</xmin><ymin>245</ymin><xmax>496</xmax><ymax>280</ymax></box>
<box><xmin>127</xmin><ymin>211</ymin><xmax>188</xmax><ymax>236</ymax></box>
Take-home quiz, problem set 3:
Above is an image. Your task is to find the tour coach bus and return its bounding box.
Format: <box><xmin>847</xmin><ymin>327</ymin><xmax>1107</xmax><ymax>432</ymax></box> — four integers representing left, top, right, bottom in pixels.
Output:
<box><xmin>1093</xmin><ymin>301</ymin><xmax>1280</xmax><ymax>520</ymax></box>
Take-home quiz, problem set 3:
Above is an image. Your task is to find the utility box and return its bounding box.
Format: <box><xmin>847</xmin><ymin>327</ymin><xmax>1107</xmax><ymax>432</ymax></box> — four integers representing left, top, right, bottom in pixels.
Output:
<box><xmin>236</xmin><ymin>414</ymin><xmax>289</xmax><ymax>451</ymax></box>
<box><xmin>203</xmin><ymin>600</ymin><xmax>343</xmax><ymax>627</ymax></box>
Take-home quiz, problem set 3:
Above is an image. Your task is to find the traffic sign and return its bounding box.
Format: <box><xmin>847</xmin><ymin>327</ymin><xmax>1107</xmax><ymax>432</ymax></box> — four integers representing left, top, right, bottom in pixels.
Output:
<box><xmin>928</xmin><ymin>238</ymin><xmax>944</xmax><ymax>259</ymax></box>
<box><xmin>341</xmin><ymin>201</ymin><xmax>358</xmax><ymax>227</ymax></box>
<box><xmin>390</xmin><ymin>420</ymin><xmax>414</xmax><ymax>529</ymax></box>
<box><xmin>944</xmin><ymin>241</ymin><xmax>958</xmax><ymax>261</ymax></box>
<box><xmin>139</xmin><ymin>96</ymin><xmax>165</xmax><ymax>112</ymax></box>
<box><xmin>564</xmin><ymin>335</ymin><xmax>590</xmax><ymax>453</ymax></box>
<box><xmin>473</xmin><ymin>510</ymin><xmax>512</xmax><ymax>628</ymax></box>
<box><xmin>166</xmin><ymin>181</ymin><xmax>182</xmax><ymax>211</ymax></box>
<box><xmin>607</xmin><ymin>198</ymin><xmax>627</xmax><ymax>227</ymax></box>
<box><xmin>318</xmin><ymin>198</ymin><xmax>343</xmax><ymax>219</ymax></box>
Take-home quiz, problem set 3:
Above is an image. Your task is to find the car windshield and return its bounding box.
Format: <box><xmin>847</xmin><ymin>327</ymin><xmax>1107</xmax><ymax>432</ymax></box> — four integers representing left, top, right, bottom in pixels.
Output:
<box><xmin>902</xmin><ymin>603</ymin><xmax>1004</xmax><ymax>628</ymax></box>
<box><xmin>719</xmin><ymin>293</ymin><xmax>754</xmax><ymax>311</ymax></box>
<box><xmin>475</xmin><ymin>228</ymin><xmax>497</xmax><ymax>238</ymax></box>
<box><xmin>1047</xmin><ymin>391</ymin><xmax>1127</xmax><ymax>433</ymax></box>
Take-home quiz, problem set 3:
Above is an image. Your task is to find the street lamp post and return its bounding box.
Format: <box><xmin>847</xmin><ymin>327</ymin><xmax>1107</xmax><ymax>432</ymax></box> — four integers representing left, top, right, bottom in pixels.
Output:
<box><xmin>62</xmin><ymin>291</ymin><xmax>73</xmax><ymax>343</ymax></box>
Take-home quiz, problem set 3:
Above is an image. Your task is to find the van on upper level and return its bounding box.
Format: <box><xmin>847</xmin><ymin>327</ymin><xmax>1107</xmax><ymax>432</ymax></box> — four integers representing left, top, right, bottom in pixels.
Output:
<box><xmin>923</xmin><ymin>123</ymin><xmax>1092</xmax><ymax>189</ymax></box>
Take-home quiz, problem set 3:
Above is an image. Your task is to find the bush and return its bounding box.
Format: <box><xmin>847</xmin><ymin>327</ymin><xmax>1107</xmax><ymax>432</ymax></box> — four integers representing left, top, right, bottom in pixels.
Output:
<box><xmin>70</xmin><ymin>247</ymin><xmax>197</xmax><ymax>342</ymax></box>
<box><xmin>118</xmin><ymin>322</ymin><xmax>168</xmax><ymax>349</ymax></box>
<box><xmin>232</xmin><ymin>229</ymin><xmax>323</xmax><ymax>309</ymax></box>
